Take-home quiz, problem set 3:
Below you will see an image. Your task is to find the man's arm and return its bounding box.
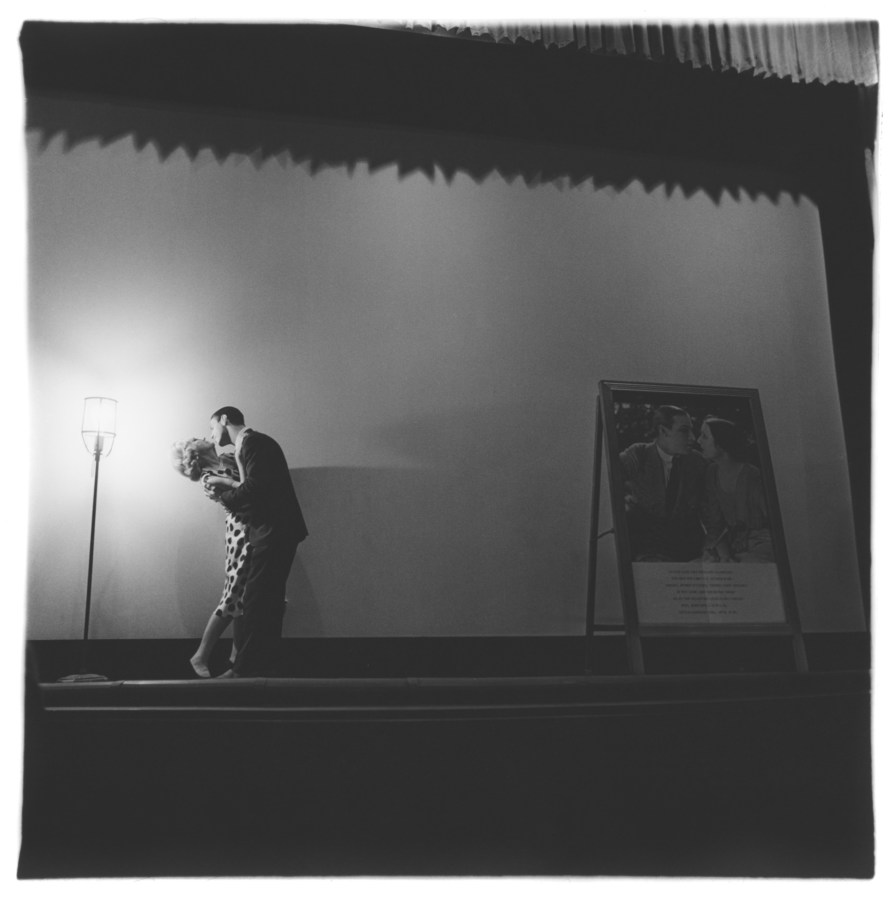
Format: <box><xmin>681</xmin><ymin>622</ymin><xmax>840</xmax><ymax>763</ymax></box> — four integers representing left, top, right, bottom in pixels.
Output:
<box><xmin>210</xmin><ymin>435</ymin><xmax>274</xmax><ymax>514</ymax></box>
<box><xmin>698</xmin><ymin>462</ymin><xmax>730</xmax><ymax>559</ymax></box>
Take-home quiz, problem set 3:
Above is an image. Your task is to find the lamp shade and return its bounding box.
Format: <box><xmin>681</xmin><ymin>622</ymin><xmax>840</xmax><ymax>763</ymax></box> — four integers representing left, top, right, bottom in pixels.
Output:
<box><xmin>81</xmin><ymin>396</ymin><xmax>117</xmax><ymax>456</ymax></box>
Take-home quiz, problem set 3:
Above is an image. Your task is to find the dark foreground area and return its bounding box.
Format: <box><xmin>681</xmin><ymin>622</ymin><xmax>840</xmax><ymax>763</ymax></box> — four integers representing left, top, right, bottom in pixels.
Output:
<box><xmin>19</xmin><ymin>642</ymin><xmax>873</xmax><ymax>878</ymax></box>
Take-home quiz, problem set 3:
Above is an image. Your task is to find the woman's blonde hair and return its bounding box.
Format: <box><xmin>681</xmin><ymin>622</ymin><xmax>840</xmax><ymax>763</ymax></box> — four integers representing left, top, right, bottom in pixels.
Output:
<box><xmin>171</xmin><ymin>438</ymin><xmax>220</xmax><ymax>481</ymax></box>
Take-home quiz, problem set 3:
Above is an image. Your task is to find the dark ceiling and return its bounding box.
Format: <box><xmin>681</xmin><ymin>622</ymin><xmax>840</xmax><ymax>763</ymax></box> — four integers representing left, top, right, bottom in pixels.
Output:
<box><xmin>19</xmin><ymin>21</ymin><xmax>876</xmax><ymax>203</ymax></box>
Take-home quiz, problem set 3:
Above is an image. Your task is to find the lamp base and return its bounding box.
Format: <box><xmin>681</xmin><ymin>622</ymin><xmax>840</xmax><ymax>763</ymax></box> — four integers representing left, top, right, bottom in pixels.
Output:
<box><xmin>57</xmin><ymin>673</ymin><xmax>108</xmax><ymax>683</ymax></box>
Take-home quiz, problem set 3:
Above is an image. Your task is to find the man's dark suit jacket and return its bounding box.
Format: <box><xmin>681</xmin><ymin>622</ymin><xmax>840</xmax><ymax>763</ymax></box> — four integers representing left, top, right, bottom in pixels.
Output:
<box><xmin>618</xmin><ymin>442</ymin><xmax>707</xmax><ymax>562</ymax></box>
<box><xmin>218</xmin><ymin>429</ymin><xmax>308</xmax><ymax>548</ymax></box>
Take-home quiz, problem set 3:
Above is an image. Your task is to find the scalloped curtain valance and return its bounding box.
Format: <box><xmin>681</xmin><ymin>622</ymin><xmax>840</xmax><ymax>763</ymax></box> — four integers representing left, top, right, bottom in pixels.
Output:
<box><xmin>388</xmin><ymin>21</ymin><xmax>878</xmax><ymax>87</ymax></box>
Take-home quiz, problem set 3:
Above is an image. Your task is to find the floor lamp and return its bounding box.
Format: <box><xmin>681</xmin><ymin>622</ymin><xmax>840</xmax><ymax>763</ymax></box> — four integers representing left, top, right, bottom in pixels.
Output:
<box><xmin>59</xmin><ymin>397</ymin><xmax>117</xmax><ymax>683</ymax></box>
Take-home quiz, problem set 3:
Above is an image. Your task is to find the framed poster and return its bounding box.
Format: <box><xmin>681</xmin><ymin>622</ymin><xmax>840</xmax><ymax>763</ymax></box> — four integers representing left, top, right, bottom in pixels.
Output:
<box><xmin>591</xmin><ymin>381</ymin><xmax>805</xmax><ymax>671</ymax></box>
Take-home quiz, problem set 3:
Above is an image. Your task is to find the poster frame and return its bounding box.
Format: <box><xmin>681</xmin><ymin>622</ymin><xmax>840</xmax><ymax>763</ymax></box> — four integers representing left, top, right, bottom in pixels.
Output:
<box><xmin>587</xmin><ymin>380</ymin><xmax>807</xmax><ymax>674</ymax></box>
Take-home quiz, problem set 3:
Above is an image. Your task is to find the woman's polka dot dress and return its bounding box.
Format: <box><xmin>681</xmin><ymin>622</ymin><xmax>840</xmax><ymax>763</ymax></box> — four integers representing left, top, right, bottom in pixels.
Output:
<box><xmin>211</xmin><ymin>464</ymin><xmax>251</xmax><ymax>620</ymax></box>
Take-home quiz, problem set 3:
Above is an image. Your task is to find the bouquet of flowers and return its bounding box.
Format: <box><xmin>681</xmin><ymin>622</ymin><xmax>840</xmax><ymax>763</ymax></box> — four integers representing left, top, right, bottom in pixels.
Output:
<box><xmin>170</xmin><ymin>438</ymin><xmax>220</xmax><ymax>482</ymax></box>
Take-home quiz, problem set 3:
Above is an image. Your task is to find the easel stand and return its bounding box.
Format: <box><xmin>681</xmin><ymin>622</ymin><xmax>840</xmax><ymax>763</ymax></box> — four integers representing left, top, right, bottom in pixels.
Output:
<box><xmin>586</xmin><ymin>382</ymin><xmax>808</xmax><ymax>677</ymax></box>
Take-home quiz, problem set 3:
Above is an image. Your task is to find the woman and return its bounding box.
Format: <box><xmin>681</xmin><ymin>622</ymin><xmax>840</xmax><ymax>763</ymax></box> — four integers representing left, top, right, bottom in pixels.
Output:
<box><xmin>697</xmin><ymin>416</ymin><xmax>774</xmax><ymax>563</ymax></box>
<box><xmin>171</xmin><ymin>438</ymin><xmax>249</xmax><ymax>677</ymax></box>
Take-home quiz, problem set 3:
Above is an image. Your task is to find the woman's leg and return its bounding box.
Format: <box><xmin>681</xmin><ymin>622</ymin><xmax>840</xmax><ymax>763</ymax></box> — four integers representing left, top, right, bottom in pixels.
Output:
<box><xmin>190</xmin><ymin>612</ymin><xmax>231</xmax><ymax>678</ymax></box>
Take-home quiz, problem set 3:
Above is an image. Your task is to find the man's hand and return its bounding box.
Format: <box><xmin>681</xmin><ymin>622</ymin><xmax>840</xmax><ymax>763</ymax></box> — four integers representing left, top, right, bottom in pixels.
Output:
<box><xmin>201</xmin><ymin>473</ymin><xmax>229</xmax><ymax>501</ymax></box>
<box><xmin>703</xmin><ymin>538</ymin><xmax>737</xmax><ymax>563</ymax></box>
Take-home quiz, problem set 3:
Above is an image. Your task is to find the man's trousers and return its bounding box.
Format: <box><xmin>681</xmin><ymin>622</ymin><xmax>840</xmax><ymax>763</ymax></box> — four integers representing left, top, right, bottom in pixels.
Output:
<box><xmin>231</xmin><ymin>536</ymin><xmax>299</xmax><ymax>676</ymax></box>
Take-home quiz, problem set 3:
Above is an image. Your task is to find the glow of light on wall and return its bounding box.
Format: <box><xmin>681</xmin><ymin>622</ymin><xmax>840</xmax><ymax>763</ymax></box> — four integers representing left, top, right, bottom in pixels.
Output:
<box><xmin>28</xmin><ymin>304</ymin><xmax>236</xmax><ymax>639</ymax></box>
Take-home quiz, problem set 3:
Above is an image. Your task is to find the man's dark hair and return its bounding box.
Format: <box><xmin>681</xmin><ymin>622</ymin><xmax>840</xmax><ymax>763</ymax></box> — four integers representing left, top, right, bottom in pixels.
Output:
<box><xmin>211</xmin><ymin>406</ymin><xmax>245</xmax><ymax>426</ymax></box>
<box><xmin>652</xmin><ymin>405</ymin><xmax>688</xmax><ymax>436</ymax></box>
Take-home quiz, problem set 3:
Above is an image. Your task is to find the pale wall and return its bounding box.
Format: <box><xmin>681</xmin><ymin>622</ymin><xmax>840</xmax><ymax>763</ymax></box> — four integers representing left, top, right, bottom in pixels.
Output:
<box><xmin>26</xmin><ymin>106</ymin><xmax>866</xmax><ymax>638</ymax></box>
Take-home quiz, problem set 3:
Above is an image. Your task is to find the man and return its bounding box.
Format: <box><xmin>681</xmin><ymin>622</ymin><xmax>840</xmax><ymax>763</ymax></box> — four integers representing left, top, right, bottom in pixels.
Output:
<box><xmin>204</xmin><ymin>406</ymin><xmax>308</xmax><ymax>677</ymax></box>
<box><xmin>618</xmin><ymin>405</ymin><xmax>707</xmax><ymax>562</ymax></box>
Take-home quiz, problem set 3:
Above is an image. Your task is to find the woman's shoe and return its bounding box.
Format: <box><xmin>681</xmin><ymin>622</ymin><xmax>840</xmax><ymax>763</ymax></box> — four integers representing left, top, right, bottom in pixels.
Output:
<box><xmin>189</xmin><ymin>657</ymin><xmax>211</xmax><ymax>678</ymax></box>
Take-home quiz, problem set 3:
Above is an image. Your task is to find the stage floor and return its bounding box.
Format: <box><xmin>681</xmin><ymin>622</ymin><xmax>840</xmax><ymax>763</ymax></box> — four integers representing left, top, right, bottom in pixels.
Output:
<box><xmin>24</xmin><ymin>668</ymin><xmax>874</xmax><ymax>878</ymax></box>
<box><xmin>38</xmin><ymin>669</ymin><xmax>870</xmax><ymax>720</ymax></box>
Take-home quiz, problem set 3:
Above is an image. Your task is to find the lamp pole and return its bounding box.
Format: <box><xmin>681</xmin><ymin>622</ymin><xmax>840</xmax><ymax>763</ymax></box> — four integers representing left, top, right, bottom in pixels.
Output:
<box><xmin>78</xmin><ymin>436</ymin><xmax>103</xmax><ymax>673</ymax></box>
<box><xmin>59</xmin><ymin>398</ymin><xmax>116</xmax><ymax>684</ymax></box>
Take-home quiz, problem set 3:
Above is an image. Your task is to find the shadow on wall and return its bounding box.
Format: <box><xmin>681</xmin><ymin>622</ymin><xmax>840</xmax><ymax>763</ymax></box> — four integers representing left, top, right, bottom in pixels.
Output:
<box><xmin>288</xmin><ymin>401</ymin><xmax>592</xmax><ymax>637</ymax></box>
<box><xmin>26</xmin><ymin>96</ymin><xmax>798</xmax><ymax>206</ymax></box>
<box><xmin>162</xmin><ymin>401</ymin><xmax>590</xmax><ymax>640</ymax></box>
<box><xmin>283</xmin><ymin>543</ymin><xmax>321</xmax><ymax>637</ymax></box>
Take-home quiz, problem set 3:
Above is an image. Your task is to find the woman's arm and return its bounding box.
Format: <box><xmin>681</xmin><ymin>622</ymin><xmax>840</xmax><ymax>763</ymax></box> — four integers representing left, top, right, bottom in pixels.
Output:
<box><xmin>740</xmin><ymin>465</ymin><xmax>769</xmax><ymax>529</ymax></box>
<box><xmin>201</xmin><ymin>473</ymin><xmax>239</xmax><ymax>493</ymax></box>
<box><xmin>699</xmin><ymin>464</ymin><xmax>736</xmax><ymax>561</ymax></box>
